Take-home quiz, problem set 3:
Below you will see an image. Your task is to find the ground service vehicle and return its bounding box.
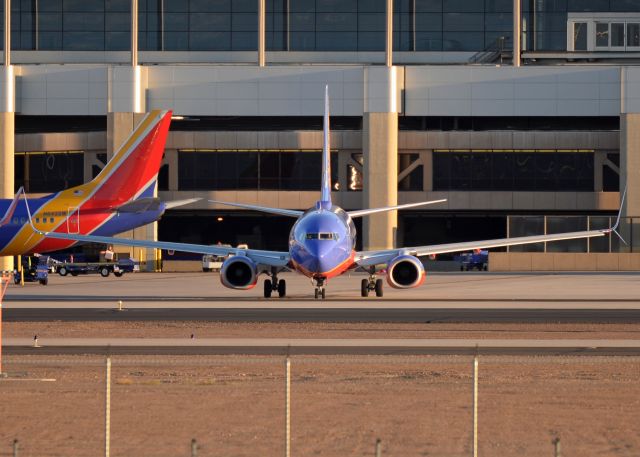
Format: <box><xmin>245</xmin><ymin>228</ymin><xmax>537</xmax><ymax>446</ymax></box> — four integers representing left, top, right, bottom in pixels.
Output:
<box><xmin>57</xmin><ymin>258</ymin><xmax>138</xmax><ymax>278</ymax></box>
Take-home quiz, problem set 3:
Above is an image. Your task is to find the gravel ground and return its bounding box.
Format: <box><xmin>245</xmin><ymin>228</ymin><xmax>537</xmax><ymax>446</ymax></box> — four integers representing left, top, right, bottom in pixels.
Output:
<box><xmin>5</xmin><ymin>321</ymin><xmax>640</xmax><ymax>340</ymax></box>
<box><xmin>1</xmin><ymin>320</ymin><xmax>640</xmax><ymax>456</ymax></box>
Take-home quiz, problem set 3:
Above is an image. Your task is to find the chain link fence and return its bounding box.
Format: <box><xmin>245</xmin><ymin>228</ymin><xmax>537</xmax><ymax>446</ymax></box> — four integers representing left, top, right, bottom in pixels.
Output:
<box><xmin>1</xmin><ymin>354</ymin><xmax>639</xmax><ymax>457</ymax></box>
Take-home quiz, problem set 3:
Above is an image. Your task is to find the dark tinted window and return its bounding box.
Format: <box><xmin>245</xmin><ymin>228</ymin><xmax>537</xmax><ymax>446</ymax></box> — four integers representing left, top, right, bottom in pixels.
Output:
<box><xmin>433</xmin><ymin>151</ymin><xmax>594</xmax><ymax>192</ymax></box>
<box><xmin>178</xmin><ymin>150</ymin><xmax>338</xmax><ymax>191</ymax></box>
<box><xmin>26</xmin><ymin>152</ymin><xmax>84</xmax><ymax>193</ymax></box>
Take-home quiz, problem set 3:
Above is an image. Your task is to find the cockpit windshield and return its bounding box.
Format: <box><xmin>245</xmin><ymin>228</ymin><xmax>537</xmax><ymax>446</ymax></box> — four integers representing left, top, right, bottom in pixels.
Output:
<box><xmin>306</xmin><ymin>232</ymin><xmax>338</xmax><ymax>241</ymax></box>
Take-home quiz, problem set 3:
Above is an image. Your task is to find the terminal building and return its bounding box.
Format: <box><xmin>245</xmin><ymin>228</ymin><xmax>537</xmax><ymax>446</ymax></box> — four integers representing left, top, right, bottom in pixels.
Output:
<box><xmin>1</xmin><ymin>0</ymin><xmax>639</xmax><ymax>269</ymax></box>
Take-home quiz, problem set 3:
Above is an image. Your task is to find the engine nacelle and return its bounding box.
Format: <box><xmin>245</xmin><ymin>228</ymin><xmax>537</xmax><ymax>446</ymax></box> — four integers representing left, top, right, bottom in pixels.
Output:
<box><xmin>386</xmin><ymin>255</ymin><xmax>426</xmax><ymax>289</ymax></box>
<box><xmin>220</xmin><ymin>256</ymin><xmax>258</xmax><ymax>290</ymax></box>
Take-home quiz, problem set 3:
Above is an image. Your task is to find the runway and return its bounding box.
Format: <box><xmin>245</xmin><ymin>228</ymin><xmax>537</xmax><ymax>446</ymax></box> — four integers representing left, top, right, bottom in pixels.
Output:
<box><xmin>5</xmin><ymin>337</ymin><xmax>640</xmax><ymax>356</ymax></box>
<box><xmin>5</xmin><ymin>307</ymin><xmax>640</xmax><ymax>323</ymax></box>
<box><xmin>3</xmin><ymin>272</ymin><xmax>640</xmax><ymax>323</ymax></box>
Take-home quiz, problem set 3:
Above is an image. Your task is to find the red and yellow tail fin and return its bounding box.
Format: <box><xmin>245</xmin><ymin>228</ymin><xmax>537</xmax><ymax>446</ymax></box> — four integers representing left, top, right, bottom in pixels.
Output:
<box><xmin>71</xmin><ymin>110</ymin><xmax>172</xmax><ymax>206</ymax></box>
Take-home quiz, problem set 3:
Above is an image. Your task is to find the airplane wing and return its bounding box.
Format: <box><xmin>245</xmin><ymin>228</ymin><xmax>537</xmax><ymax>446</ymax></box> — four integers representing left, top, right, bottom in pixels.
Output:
<box><xmin>24</xmin><ymin>198</ymin><xmax>289</xmax><ymax>267</ymax></box>
<box><xmin>208</xmin><ymin>200</ymin><xmax>303</xmax><ymax>217</ymax></box>
<box><xmin>356</xmin><ymin>188</ymin><xmax>626</xmax><ymax>267</ymax></box>
<box><xmin>0</xmin><ymin>186</ymin><xmax>24</xmax><ymax>227</ymax></box>
<box><xmin>30</xmin><ymin>229</ymin><xmax>290</xmax><ymax>267</ymax></box>
<box><xmin>355</xmin><ymin>228</ymin><xmax>610</xmax><ymax>267</ymax></box>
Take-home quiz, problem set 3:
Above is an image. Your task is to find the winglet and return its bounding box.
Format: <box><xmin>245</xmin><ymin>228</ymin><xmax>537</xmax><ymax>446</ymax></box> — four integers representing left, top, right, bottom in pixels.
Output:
<box><xmin>0</xmin><ymin>186</ymin><xmax>24</xmax><ymax>227</ymax></box>
<box><xmin>22</xmin><ymin>188</ymin><xmax>40</xmax><ymax>233</ymax></box>
<box><xmin>608</xmin><ymin>186</ymin><xmax>627</xmax><ymax>245</ymax></box>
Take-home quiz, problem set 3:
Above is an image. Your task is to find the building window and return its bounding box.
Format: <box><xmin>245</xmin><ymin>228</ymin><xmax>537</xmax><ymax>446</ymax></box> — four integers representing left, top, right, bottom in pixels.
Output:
<box><xmin>178</xmin><ymin>150</ymin><xmax>338</xmax><ymax>191</ymax></box>
<box><xmin>15</xmin><ymin>151</ymin><xmax>84</xmax><ymax>193</ymax></box>
<box><xmin>433</xmin><ymin>150</ymin><xmax>594</xmax><ymax>192</ymax></box>
<box><xmin>10</xmin><ymin>0</ymin><xmax>130</xmax><ymax>51</ymax></box>
<box><xmin>568</xmin><ymin>14</ymin><xmax>640</xmax><ymax>51</ymax></box>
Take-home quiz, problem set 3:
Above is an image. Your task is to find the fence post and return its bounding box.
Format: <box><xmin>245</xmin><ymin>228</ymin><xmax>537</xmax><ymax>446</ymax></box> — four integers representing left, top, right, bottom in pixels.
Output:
<box><xmin>473</xmin><ymin>354</ymin><xmax>478</xmax><ymax>457</ymax></box>
<box><xmin>375</xmin><ymin>438</ymin><xmax>382</xmax><ymax>457</ymax></box>
<box><xmin>285</xmin><ymin>357</ymin><xmax>291</xmax><ymax>457</ymax></box>
<box><xmin>553</xmin><ymin>437</ymin><xmax>561</xmax><ymax>457</ymax></box>
<box><xmin>191</xmin><ymin>438</ymin><xmax>198</xmax><ymax>457</ymax></box>
<box><xmin>12</xmin><ymin>439</ymin><xmax>18</xmax><ymax>457</ymax></box>
<box><xmin>105</xmin><ymin>356</ymin><xmax>111</xmax><ymax>457</ymax></box>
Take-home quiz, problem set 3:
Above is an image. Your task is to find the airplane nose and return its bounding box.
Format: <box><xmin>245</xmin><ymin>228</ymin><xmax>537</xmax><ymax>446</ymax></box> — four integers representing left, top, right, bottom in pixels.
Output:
<box><xmin>306</xmin><ymin>242</ymin><xmax>337</xmax><ymax>273</ymax></box>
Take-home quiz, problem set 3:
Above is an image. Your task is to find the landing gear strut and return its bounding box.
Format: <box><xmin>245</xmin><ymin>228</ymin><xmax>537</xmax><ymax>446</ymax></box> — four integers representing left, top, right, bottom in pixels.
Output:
<box><xmin>361</xmin><ymin>271</ymin><xmax>383</xmax><ymax>297</ymax></box>
<box><xmin>313</xmin><ymin>277</ymin><xmax>327</xmax><ymax>299</ymax></box>
<box><xmin>264</xmin><ymin>268</ymin><xmax>286</xmax><ymax>298</ymax></box>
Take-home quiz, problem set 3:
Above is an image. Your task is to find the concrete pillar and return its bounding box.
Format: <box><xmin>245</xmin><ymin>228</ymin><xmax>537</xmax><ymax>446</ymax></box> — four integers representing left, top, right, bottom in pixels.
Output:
<box><xmin>258</xmin><ymin>0</ymin><xmax>265</xmax><ymax>67</ymax></box>
<box><xmin>0</xmin><ymin>64</ymin><xmax>15</xmax><ymax>271</ymax></box>
<box><xmin>0</xmin><ymin>113</ymin><xmax>14</xmax><ymax>271</ymax></box>
<box><xmin>513</xmin><ymin>0</ymin><xmax>521</xmax><ymax>67</ymax></box>
<box><xmin>363</xmin><ymin>113</ymin><xmax>398</xmax><ymax>250</ymax></box>
<box><xmin>620</xmin><ymin>113</ymin><xmax>640</xmax><ymax>251</ymax></box>
<box><xmin>1</xmin><ymin>0</ymin><xmax>13</xmax><ymax>271</ymax></box>
<box><xmin>107</xmin><ymin>64</ymin><xmax>157</xmax><ymax>270</ymax></box>
<box><xmin>362</xmin><ymin>66</ymin><xmax>402</xmax><ymax>251</ymax></box>
<box><xmin>385</xmin><ymin>0</ymin><xmax>393</xmax><ymax>67</ymax></box>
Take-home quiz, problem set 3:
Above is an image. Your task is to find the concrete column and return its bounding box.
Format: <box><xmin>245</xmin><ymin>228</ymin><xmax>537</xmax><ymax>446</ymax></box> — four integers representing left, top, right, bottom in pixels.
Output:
<box><xmin>0</xmin><ymin>113</ymin><xmax>14</xmax><ymax>271</ymax></box>
<box><xmin>0</xmin><ymin>64</ymin><xmax>15</xmax><ymax>271</ymax></box>
<box><xmin>258</xmin><ymin>0</ymin><xmax>266</xmax><ymax>67</ymax></box>
<box><xmin>385</xmin><ymin>0</ymin><xmax>393</xmax><ymax>67</ymax></box>
<box><xmin>362</xmin><ymin>66</ymin><xmax>402</xmax><ymax>250</ymax></box>
<box><xmin>620</xmin><ymin>113</ymin><xmax>640</xmax><ymax>251</ymax></box>
<box><xmin>2</xmin><ymin>0</ymin><xmax>13</xmax><ymax>270</ymax></box>
<box><xmin>107</xmin><ymin>64</ymin><xmax>157</xmax><ymax>269</ymax></box>
<box><xmin>513</xmin><ymin>0</ymin><xmax>521</xmax><ymax>67</ymax></box>
<box><xmin>363</xmin><ymin>113</ymin><xmax>398</xmax><ymax>250</ymax></box>
<box><xmin>131</xmin><ymin>0</ymin><xmax>138</xmax><ymax>67</ymax></box>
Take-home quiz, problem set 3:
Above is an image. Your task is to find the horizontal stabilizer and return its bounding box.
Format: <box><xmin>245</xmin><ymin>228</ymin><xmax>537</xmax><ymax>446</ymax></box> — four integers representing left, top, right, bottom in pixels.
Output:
<box><xmin>348</xmin><ymin>199</ymin><xmax>447</xmax><ymax>218</ymax></box>
<box><xmin>0</xmin><ymin>186</ymin><xmax>24</xmax><ymax>227</ymax></box>
<box><xmin>208</xmin><ymin>200</ymin><xmax>303</xmax><ymax>218</ymax></box>
<box><xmin>164</xmin><ymin>198</ymin><xmax>202</xmax><ymax>210</ymax></box>
<box><xmin>116</xmin><ymin>197</ymin><xmax>201</xmax><ymax>214</ymax></box>
<box><xmin>115</xmin><ymin>198</ymin><xmax>162</xmax><ymax>214</ymax></box>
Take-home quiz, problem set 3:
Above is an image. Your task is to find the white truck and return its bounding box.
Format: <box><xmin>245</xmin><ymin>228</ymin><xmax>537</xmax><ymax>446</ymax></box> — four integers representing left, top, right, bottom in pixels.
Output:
<box><xmin>202</xmin><ymin>244</ymin><xmax>247</xmax><ymax>272</ymax></box>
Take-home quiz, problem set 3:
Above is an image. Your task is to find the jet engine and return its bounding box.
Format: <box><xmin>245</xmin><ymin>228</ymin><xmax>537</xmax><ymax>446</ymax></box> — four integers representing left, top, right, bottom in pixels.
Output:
<box><xmin>386</xmin><ymin>255</ymin><xmax>426</xmax><ymax>289</ymax></box>
<box><xmin>220</xmin><ymin>256</ymin><xmax>258</xmax><ymax>290</ymax></box>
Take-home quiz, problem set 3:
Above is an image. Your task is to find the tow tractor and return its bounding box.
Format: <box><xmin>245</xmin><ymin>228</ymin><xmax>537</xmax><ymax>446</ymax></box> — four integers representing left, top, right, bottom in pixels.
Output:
<box><xmin>57</xmin><ymin>258</ymin><xmax>139</xmax><ymax>278</ymax></box>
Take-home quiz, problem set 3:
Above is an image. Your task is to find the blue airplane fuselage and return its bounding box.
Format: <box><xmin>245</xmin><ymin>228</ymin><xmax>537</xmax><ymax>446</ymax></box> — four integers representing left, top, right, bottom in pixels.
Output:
<box><xmin>289</xmin><ymin>202</ymin><xmax>356</xmax><ymax>279</ymax></box>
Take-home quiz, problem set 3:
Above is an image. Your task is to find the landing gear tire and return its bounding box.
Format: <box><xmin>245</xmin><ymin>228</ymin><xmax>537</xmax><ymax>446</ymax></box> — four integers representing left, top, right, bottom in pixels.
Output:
<box><xmin>361</xmin><ymin>278</ymin><xmax>369</xmax><ymax>297</ymax></box>
<box><xmin>314</xmin><ymin>287</ymin><xmax>326</xmax><ymax>299</ymax></box>
<box><xmin>277</xmin><ymin>279</ymin><xmax>286</xmax><ymax>298</ymax></box>
<box><xmin>264</xmin><ymin>279</ymin><xmax>273</xmax><ymax>298</ymax></box>
<box><xmin>314</xmin><ymin>288</ymin><xmax>319</xmax><ymax>299</ymax></box>
<box><xmin>375</xmin><ymin>278</ymin><xmax>384</xmax><ymax>297</ymax></box>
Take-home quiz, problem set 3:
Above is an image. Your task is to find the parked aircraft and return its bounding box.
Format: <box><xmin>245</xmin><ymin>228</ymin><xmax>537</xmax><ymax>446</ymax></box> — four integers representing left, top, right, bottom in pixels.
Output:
<box><xmin>0</xmin><ymin>110</ymin><xmax>198</xmax><ymax>257</ymax></box>
<box><xmin>28</xmin><ymin>88</ymin><xmax>625</xmax><ymax>298</ymax></box>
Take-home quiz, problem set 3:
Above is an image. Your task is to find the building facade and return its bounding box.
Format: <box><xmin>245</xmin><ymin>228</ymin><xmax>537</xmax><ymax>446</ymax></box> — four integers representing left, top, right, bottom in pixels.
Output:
<box><xmin>2</xmin><ymin>0</ymin><xmax>640</xmax><ymax>268</ymax></box>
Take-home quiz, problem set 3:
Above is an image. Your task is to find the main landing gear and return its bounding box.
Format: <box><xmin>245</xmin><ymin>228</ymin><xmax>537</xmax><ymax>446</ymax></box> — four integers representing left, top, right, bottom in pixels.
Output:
<box><xmin>313</xmin><ymin>277</ymin><xmax>327</xmax><ymax>300</ymax></box>
<box><xmin>361</xmin><ymin>272</ymin><xmax>383</xmax><ymax>297</ymax></box>
<box><xmin>264</xmin><ymin>268</ymin><xmax>286</xmax><ymax>298</ymax></box>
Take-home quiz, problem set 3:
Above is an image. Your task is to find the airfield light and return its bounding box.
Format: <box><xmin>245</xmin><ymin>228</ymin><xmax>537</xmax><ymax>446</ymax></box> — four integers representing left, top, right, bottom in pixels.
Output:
<box><xmin>217</xmin><ymin>217</ymin><xmax>224</xmax><ymax>222</ymax></box>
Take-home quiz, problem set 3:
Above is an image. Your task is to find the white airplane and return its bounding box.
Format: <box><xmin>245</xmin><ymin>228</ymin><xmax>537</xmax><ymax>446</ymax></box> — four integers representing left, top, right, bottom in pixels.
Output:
<box><xmin>27</xmin><ymin>87</ymin><xmax>625</xmax><ymax>299</ymax></box>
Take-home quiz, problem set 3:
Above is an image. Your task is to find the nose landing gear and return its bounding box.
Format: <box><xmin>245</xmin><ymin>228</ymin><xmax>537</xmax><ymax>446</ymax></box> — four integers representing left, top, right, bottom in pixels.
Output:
<box><xmin>361</xmin><ymin>273</ymin><xmax>383</xmax><ymax>297</ymax></box>
<box><xmin>313</xmin><ymin>277</ymin><xmax>327</xmax><ymax>299</ymax></box>
<box><xmin>264</xmin><ymin>268</ymin><xmax>286</xmax><ymax>298</ymax></box>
